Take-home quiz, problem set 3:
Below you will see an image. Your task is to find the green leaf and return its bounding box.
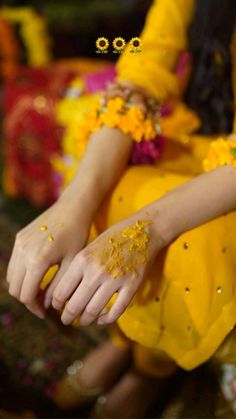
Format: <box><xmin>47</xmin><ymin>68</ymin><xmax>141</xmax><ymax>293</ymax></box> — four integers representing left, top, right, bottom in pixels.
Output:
<box><xmin>230</xmin><ymin>148</ymin><xmax>236</xmax><ymax>157</ymax></box>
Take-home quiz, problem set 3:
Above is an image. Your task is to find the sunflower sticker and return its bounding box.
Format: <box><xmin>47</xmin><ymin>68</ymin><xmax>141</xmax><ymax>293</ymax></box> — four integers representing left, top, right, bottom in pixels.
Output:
<box><xmin>129</xmin><ymin>37</ymin><xmax>142</xmax><ymax>53</ymax></box>
<box><xmin>113</xmin><ymin>37</ymin><xmax>126</xmax><ymax>54</ymax></box>
<box><xmin>96</xmin><ymin>37</ymin><xmax>109</xmax><ymax>54</ymax></box>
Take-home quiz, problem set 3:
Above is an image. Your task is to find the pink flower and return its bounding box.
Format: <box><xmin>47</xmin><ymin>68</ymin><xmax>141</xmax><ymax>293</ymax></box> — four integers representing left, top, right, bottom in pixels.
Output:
<box><xmin>130</xmin><ymin>135</ymin><xmax>165</xmax><ymax>165</ymax></box>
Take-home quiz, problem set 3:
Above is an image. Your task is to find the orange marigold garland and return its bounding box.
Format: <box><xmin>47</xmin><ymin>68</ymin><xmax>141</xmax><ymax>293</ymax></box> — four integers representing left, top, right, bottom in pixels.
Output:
<box><xmin>84</xmin><ymin>96</ymin><xmax>161</xmax><ymax>143</ymax></box>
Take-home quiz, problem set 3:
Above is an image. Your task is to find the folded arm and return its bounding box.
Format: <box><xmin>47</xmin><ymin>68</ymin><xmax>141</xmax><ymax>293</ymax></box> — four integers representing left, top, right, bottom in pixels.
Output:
<box><xmin>52</xmin><ymin>164</ymin><xmax>236</xmax><ymax>327</ymax></box>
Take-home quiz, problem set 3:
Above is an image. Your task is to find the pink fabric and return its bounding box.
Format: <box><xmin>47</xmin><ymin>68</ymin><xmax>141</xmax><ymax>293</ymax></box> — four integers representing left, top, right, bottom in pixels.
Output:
<box><xmin>130</xmin><ymin>135</ymin><xmax>165</xmax><ymax>165</ymax></box>
<box><xmin>85</xmin><ymin>65</ymin><xmax>116</xmax><ymax>93</ymax></box>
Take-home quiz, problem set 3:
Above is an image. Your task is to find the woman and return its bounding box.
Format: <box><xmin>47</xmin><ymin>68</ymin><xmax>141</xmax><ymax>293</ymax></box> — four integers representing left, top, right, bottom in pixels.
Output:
<box><xmin>6</xmin><ymin>0</ymin><xmax>236</xmax><ymax>417</ymax></box>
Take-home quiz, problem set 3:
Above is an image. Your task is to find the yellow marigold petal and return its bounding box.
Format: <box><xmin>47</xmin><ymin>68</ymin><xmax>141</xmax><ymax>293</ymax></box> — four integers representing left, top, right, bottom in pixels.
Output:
<box><xmin>106</xmin><ymin>97</ymin><xmax>125</xmax><ymax>114</ymax></box>
<box><xmin>203</xmin><ymin>137</ymin><xmax>236</xmax><ymax>171</ymax></box>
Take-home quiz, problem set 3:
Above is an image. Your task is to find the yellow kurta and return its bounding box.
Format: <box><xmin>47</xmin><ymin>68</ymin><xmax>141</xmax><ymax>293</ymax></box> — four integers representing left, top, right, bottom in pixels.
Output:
<box><xmin>45</xmin><ymin>0</ymin><xmax>236</xmax><ymax>372</ymax></box>
<box><xmin>96</xmin><ymin>0</ymin><xmax>236</xmax><ymax>371</ymax></box>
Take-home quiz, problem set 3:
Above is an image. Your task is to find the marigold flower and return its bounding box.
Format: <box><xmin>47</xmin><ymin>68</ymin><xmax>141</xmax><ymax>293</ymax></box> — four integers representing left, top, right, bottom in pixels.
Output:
<box><xmin>203</xmin><ymin>137</ymin><xmax>236</xmax><ymax>171</ymax></box>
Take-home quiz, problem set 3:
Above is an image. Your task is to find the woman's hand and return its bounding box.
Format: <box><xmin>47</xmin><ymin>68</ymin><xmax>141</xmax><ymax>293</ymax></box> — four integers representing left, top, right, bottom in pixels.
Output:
<box><xmin>50</xmin><ymin>164</ymin><xmax>236</xmax><ymax>328</ymax></box>
<box><xmin>51</xmin><ymin>209</ymin><xmax>167</xmax><ymax>327</ymax></box>
<box><xmin>6</xmin><ymin>124</ymin><xmax>132</xmax><ymax>321</ymax></box>
<box><xmin>6</xmin><ymin>194</ymin><xmax>92</xmax><ymax>320</ymax></box>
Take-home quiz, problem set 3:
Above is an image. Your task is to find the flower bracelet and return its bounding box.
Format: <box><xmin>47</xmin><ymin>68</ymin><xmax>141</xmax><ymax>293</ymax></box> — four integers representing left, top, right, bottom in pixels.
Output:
<box><xmin>84</xmin><ymin>91</ymin><xmax>166</xmax><ymax>164</ymax></box>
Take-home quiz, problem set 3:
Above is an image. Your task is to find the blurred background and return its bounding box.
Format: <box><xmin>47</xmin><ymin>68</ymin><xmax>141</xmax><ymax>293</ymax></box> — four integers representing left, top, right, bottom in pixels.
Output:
<box><xmin>0</xmin><ymin>1</ymin><xmax>231</xmax><ymax>418</ymax></box>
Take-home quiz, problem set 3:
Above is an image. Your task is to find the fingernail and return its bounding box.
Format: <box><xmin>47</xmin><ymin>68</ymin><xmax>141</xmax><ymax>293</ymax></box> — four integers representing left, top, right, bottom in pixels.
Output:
<box><xmin>97</xmin><ymin>319</ymin><xmax>105</xmax><ymax>325</ymax></box>
<box><xmin>61</xmin><ymin>311</ymin><xmax>70</xmax><ymax>326</ymax></box>
<box><xmin>51</xmin><ymin>299</ymin><xmax>61</xmax><ymax>310</ymax></box>
<box><xmin>53</xmin><ymin>304</ymin><xmax>61</xmax><ymax>312</ymax></box>
<box><xmin>34</xmin><ymin>311</ymin><xmax>45</xmax><ymax>320</ymax></box>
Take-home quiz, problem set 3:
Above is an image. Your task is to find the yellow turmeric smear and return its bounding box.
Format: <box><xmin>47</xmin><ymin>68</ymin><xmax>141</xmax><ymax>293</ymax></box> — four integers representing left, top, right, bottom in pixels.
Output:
<box><xmin>92</xmin><ymin>219</ymin><xmax>153</xmax><ymax>279</ymax></box>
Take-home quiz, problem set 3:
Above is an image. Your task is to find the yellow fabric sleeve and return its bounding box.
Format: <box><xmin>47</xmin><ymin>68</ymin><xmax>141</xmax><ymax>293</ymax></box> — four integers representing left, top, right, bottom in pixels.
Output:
<box><xmin>231</xmin><ymin>30</ymin><xmax>236</xmax><ymax>132</ymax></box>
<box><xmin>116</xmin><ymin>0</ymin><xmax>196</xmax><ymax>102</ymax></box>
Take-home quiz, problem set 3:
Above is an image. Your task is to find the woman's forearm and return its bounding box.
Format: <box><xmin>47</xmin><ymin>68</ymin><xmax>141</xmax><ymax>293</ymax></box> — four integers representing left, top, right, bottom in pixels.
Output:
<box><xmin>59</xmin><ymin>125</ymin><xmax>132</xmax><ymax>220</ymax></box>
<box><xmin>147</xmin><ymin>165</ymin><xmax>236</xmax><ymax>245</ymax></box>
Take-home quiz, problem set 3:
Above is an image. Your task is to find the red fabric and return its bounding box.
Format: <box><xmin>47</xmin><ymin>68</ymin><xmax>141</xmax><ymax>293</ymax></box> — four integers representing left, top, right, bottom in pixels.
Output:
<box><xmin>3</xmin><ymin>65</ymin><xmax>76</xmax><ymax>206</ymax></box>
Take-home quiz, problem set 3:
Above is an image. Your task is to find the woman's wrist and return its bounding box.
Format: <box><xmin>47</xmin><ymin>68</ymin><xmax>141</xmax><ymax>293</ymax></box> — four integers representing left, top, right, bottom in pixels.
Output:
<box><xmin>138</xmin><ymin>194</ymin><xmax>179</xmax><ymax>252</ymax></box>
<box><xmin>58</xmin><ymin>177</ymin><xmax>100</xmax><ymax>224</ymax></box>
<box><xmin>59</xmin><ymin>125</ymin><xmax>132</xmax><ymax>222</ymax></box>
<box><xmin>141</xmin><ymin>185</ymin><xmax>195</xmax><ymax>250</ymax></box>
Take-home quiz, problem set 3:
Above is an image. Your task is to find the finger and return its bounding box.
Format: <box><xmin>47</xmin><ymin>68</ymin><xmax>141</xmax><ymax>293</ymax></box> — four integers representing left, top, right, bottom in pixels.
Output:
<box><xmin>26</xmin><ymin>303</ymin><xmax>45</xmax><ymax>319</ymax></box>
<box><xmin>19</xmin><ymin>257</ymin><xmax>53</xmax><ymax>314</ymax></box>
<box><xmin>8</xmin><ymin>245</ymin><xmax>27</xmax><ymax>300</ymax></box>
<box><xmin>25</xmin><ymin>287</ymin><xmax>47</xmax><ymax>318</ymax></box>
<box><xmin>60</xmin><ymin>272</ymin><xmax>105</xmax><ymax>326</ymax></box>
<box><xmin>79</xmin><ymin>280</ymin><xmax>121</xmax><ymax>326</ymax></box>
<box><xmin>43</xmin><ymin>256</ymin><xmax>74</xmax><ymax>309</ymax></box>
<box><xmin>52</xmin><ymin>255</ymin><xmax>84</xmax><ymax>311</ymax></box>
<box><xmin>7</xmin><ymin>235</ymin><xmax>46</xmax><ymax>317</ymax></box>
<box><xmin>19</xmin><ymin>229</ymin><xmax>63</xmax><ymax>305</ymax></box>
<box><xmin>6</xmin><ymin>241</ymin><xmax>18</xmax><ymax>283</ymax></box>
<box><xmin>97</xmin><ymin>286</ymin><xmax>134</xmax><ymax>325</ymax></box>
<box><xmin>22</xmin><ymin>296</ymin><xmax>47</xmax><ymax>319</ymax></box>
